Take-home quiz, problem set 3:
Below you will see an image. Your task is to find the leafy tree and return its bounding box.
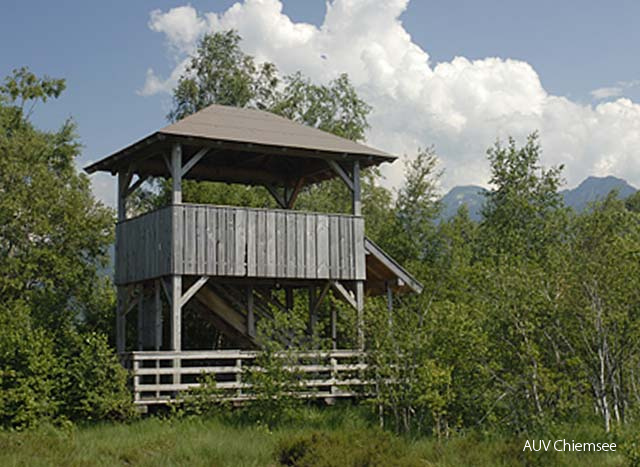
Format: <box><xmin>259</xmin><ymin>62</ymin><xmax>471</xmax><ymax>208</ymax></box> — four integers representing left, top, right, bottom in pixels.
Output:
<box><xmin>0</xmin><ymin>68</ymin><xmax>133</xmax><ymax>427</ymax></box>
<box><xmin>480</xmin><ymin>132</ymin><xmax>565</xmax><ymax>260</ymax></box>
<box><xmin>0</xmin><ymin>68</ymin><xmax>114</xmax><ymax>333</ymax></box>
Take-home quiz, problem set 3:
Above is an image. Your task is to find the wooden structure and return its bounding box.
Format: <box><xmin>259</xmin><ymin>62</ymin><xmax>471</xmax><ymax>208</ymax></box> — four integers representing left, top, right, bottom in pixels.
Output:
<box><xmin>86</xmin><ymin>104</ymin><xmax>422</xmax><ymax>404</ymax></box>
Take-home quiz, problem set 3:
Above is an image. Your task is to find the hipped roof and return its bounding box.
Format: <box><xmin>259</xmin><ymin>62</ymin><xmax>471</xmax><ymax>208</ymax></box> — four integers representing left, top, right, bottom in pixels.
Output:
<box><xmin>85</xmin><ymin>104</ymin><xmax>396</xmax><ymax>188</ymax></box>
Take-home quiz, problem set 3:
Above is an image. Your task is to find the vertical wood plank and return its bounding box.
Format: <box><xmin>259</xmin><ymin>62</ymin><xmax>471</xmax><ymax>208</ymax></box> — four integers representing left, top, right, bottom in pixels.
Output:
<box><xmin>217</xmin><ymin>209</ymin><xmax>226</xmax><ymax>276</ymax></box>
<box><xmin>286</xmin><ymin>212</ymin><xmax>296</xmax><ymax>277</ymax></box>
<box><xmin>305</xmin><ymin>214</ymin><xmax>317</xmax><ymax>279</ymax></box>
<box><xmin>256</xmin><ymin>210</ymin><xmax>266</xmax><ymax>276</ymax></box>
<box><xmin>276</xmin><ymin>212</ymin><xmax>285</xmax><ymax>277</ymax></box>
<box><xmin>296</xmin><ymin>214</ymin><xmax>305</xmax><ymax>277</ymax></box>
<box><xmin>247</xmin><ymin>210</ymin><xmax>257</xmax><ymax>277</ymax></box>
<box><xmin>235</xmin><ymin>209</ymin><xmax>247</xmax><ymax>276</ymax></box>
<box><xmin>316</xmin><ymin>215</ymin><xmax>329</xmax><ymax>279</ymax></box>
<box><xmin>206</xmin><ymin>207</ymin><xmax>217</xmax><ymax>276</ymax></box>
<box><xmin>266</xmin><ymin>211</ymin><xmax>276</xmax><ymax>277</ymax></box>
<box><xmin>329</xmin><ymin>216</ymin><xmax>339</xmax><ymax>279</ymax></box>
<box><xmin>354</xmin><ymin>217</ymin><xmax>366</xmax><ymax>280</ymax></box>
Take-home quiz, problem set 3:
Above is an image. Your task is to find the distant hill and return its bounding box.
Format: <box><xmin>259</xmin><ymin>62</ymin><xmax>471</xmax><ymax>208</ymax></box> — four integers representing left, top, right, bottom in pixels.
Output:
<box><xmin>560</xmin><ymin>176</ymin><xmax>636</xmax><ymax>212</ymax></box>
<box><xmin>440</xmin><ymin>175</ymin><xmax>637</xmax><ymax>222</ymax></box>
<box><xmin>440</xmin><ymin>185</ymin><xmax>487</xmax><ymax>222</ymax></box>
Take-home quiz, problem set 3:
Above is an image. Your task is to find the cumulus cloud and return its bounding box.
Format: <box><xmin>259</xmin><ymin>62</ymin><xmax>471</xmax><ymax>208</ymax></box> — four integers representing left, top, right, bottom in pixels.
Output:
<box><xmin>140</xmin><ymin>0</ymin><xmax>640</xmax><ymax>193</ymax></box>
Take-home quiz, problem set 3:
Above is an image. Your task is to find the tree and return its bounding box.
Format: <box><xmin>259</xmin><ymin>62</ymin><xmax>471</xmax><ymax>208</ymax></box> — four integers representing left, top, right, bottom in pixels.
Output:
<box><xmin>481</xmin><ymin>132</ymin><xmax>566</xmax><ymax>260</ymax></box>
<box><xmin>0</xmin><ymin>68</ymin><xmax>133</xmax><ymax>427</ymax></box>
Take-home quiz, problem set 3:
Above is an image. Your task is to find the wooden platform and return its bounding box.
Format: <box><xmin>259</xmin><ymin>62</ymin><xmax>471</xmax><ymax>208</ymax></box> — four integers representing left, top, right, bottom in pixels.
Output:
<box><xmin>125</xmin><ymin>349</ymin><xmax>369</xmax><ymax>405</ymax></box>
<box><xmin>116</xmin><ymin>204</ymin><xmax>365</xmax><ymax>285</ymax></box>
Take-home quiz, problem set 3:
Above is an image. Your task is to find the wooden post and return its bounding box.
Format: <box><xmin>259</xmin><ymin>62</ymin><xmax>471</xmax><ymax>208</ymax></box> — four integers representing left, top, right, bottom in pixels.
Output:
<box><xmin>137</xmin><ymin>284</ymin><xmax>144</xmax><ymax>350</ymax></box>
<box><xmin>356</xmin><ymin>281</ymin><xmax>364</xmax><ymax>350</ymax></box>
<box><xmin>154</xmin><ymin>279</ymin><xmax>162</xmax><ymax>350</ymax></box>
<box><xmin>115</xmin><ymin>170</ymin><xmax>128</xmax><ymax>354</ymax></box>
<box><xmin>352</xmin><ymin>160</ymin><xmax>361</xmax><ymax>216</ymax></box>
<box><xmin>171</xmin><ymin>143</ymin><xmax>182</xmax><ymax>204</ymax></box>
<box><xmin>170</xmin><ymin>143</ymin><xmax>182</xmax><ymax>352</ymax></box>
<box><xmin>247</xmin><ymin>286</ymin><xmax>255</xmax><ymax>338</ymax></box>
<box><xmin>331</xmin><ymin>306</ymin><xmax>337</xmax><ymax>350</ymax></box>
<box><xmin>352</xmin><ymin>160</ymin><xmax>364</xmax><ymax>350</ymax></box>
<box><xmin>308</xmin><ymin>286</ymin><xmax>317</xmax><ymax>337</ymax></box>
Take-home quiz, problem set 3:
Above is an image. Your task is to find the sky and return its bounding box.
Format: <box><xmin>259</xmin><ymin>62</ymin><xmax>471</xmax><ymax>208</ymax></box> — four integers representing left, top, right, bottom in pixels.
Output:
<box><xmin>2</xmin><ymin>0</ymin><xmax>640</xmax><ymax>207</ymax></box>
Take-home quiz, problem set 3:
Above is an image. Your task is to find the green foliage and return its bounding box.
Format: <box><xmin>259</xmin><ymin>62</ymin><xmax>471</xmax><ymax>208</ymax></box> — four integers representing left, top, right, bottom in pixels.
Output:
<box><xmin>179</xmin><ymin>373</ymin><xmax>229</xmax><ymax>418</ymax></box>
<box><xmin>277</xmin><ymin>429</ymin><xmax>424</xmax><ymax>467</ymax></box>
<box><xmin>0</xmin><ymin>68</ymin><xmax>132</xmax><ymax>428</ymax></box>
<box><xmin>241</xmin><ymin>305</ymin><xmax>309</xmax><ymax>427</ymax></box>
<box><xmin>0</xmin><ymin>301</ymin><xmax>59</xmax><ymax>429</ymax></box>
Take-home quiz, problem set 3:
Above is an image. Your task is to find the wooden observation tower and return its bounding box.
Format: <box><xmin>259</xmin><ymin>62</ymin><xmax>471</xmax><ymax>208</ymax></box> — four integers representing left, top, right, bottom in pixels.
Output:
<box><xmin>86</xmin><ymin>104</ymin><xmax>422</xmax><ymax>404</ymax></box>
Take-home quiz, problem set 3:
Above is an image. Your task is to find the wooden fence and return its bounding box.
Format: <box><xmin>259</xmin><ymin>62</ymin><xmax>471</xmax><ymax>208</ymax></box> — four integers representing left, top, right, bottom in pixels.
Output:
<box><xmin>124</xmin><ymin>350</ymin><xmax>368</xmax><ymax>405</ymax></box>
<box><xmin>116</xmin><ymin>204</ymin><xmax>365</xmax><ymax>285</ymax></box>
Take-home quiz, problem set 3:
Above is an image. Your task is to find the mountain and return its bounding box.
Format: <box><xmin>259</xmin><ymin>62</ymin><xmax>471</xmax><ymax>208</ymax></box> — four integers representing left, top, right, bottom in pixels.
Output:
<box><xmin>440</xmin><ymin>185</ymin><xmax>487</xmax><ymax>222</ymax></box>
<box><xmin>560</xmin><ymin>176</ymin><xmax>636</xmax><ymax>212</ymax></box>
<box><xmin>440</xmin><ymin>175</ymin><xmax>637</xmax><ymax>221</ymax></box>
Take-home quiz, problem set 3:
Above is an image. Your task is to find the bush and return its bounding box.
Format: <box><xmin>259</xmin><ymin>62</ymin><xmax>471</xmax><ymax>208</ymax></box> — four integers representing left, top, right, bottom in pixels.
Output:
<box><xmin>58</xmin><ymin>332</ymin><xmax>135</xmax><ymax>422</ymax></box>
<box><xmin>0</xmin><ymin>301</ymin><xmax>59</xmax><ymax>429</ymax></box>
<box><xmin>0</xmin><ymin>301</ymin><xmax>135</xmax><ymax>428</ymax></box>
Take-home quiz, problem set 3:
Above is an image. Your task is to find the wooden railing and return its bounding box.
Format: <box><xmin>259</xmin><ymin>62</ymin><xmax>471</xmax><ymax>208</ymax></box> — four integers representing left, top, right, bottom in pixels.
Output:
<box><xmin>116</xmin><ymin>204</ymin><xmax>365</xmax><ymax>285</ymax></box>
<box><xmin>124</xmin><ymin>350</ymin><xmax>368</xmax><ymax>405</ymax></box>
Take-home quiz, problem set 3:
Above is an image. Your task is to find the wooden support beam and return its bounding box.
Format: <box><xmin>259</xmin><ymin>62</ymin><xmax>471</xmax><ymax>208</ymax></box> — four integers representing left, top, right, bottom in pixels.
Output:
<box><xmin>352</xmin><ymin>161</ymin><xmax>361</xmax><ymax>216</ymax></box>
<box><xmin>331</xmin><ymin>306</ymin><xmax>337</xmax><ymax>350</ymax></box>
<box><xmin>162</xmin><ymin>153</ymin><xmax>172</xmax><ymax>174</ymax></box>
<box><xmin>137</xmin><ymin>284</ymin><xmax>144</xmax><ymax>350</ymax></box>
<box><xmin>160</xmin><ymin>277</ymin><xmax>171</xmax><ymax>303</ymax></box>
<box><xmin>170</xmin><ymin>275</ymin><xmax>182</xmax><ymax>351</ymax></box>
<box><xmin>247</xmin><ymin>286</ymin><xmax>255</xmax><ymax>338</ymax></box>
<box><xmin>327</xmin><ymin>160</ymin><xmax>354</xmax><ymax>192</ymax></box>
<box><xmin>179</xmin><ymin>275</ymin><xmax>209</xmax><ymax>308</ymax></box>
<box><xmin>264</xmin><ymin>183</ymin><xmax>286</xmax><ymax>208</ymax></box>
<box><xmin>117</xmin><ymin>171</ymin><xmax>131</xmax><ymax>221</ymax></box>
<box><xmin>181</xmin><ymin>148</ymin><xmax>209</xmax><ymax>177</ymax></box>
<box><xmin>331</xmin><ymin>281</ymin><xmax>357</xmax><ymax>310</ymax></box>
<box><xmin>286</xmin><ymin>177</ymin><xmax>305</xmax><ymax>208</ymax></box>
<box><xmin>355</xmin><ymin>281</ymin><xmax>365</xmax><ymax>350</ymax></box>
<box><xmin>126</xmin><ymin>175</ymin><xmax>150</xmax><ymax>197</ymax></box>
<box><xmin>171</xmin><ymin>143</ymin><xmax>182</xmax><ymax>204</ymax></box>
<box><xmin>154</xmin><ymin>279</ymin><xmax>162</xmax><ymax>351</ymax></box>
<box><xmin>308</xmin><ymin>286</ymin><xmax>317</xmax><ymax>336</ymax></box>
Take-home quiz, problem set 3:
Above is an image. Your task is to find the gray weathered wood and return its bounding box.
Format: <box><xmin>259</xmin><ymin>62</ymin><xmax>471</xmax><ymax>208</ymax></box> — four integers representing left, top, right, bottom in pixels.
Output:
<box><xmin>116</xmin><ymin>204</ymin><xmax>364</xmax><ymax>284</ymax></box>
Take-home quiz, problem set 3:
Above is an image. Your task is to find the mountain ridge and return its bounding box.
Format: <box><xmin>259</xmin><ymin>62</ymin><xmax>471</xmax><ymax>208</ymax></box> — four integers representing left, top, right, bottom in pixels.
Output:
<box><xmin>440</xmin><ymin>175</ymin><xmax>637</xmax><ymax>222</ymax></box>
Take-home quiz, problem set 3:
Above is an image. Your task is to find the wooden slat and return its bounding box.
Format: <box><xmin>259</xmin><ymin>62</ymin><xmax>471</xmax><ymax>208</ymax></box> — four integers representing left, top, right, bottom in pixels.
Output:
<box><xmin>234</xmin><ymin>209</ymin><xmax>247</xmax><ymax>276</ymax></box>
<box><xmin>329</xmin><ymin>216</ymin><xmax>340</xmax><ymax>278</ymax></box>
<box><xmin>305</xmin><ymin>214</ymin><xmax>317</xmax><ymax>279</ymax></box>
<box><xmin>246</xmin><ymin>210</ymin><xmax>257</xmax><ymax>276</ymax></box>
<box><xmin>354</xmin><ymin>217</ymin><xmax>365</xmax><ymax>280</ymax></box>
<box><xmin>296</xmin><ymin>214</ymin><xmax>305</xmax><ymax>277</ymax></box>
<box><xmin>286</xmin><ymin>212</ymin><xmax>296</xmax><ymax>276</ymax></box>
<box><xmin>115</xmin><ymin>204</ymin><xmax>364</xmax><ymax>284</ymax></box>
<box><xmin>266</xmin><ymin>211</ymin><xmax>276</xmax><ymax>277</ymax></box>
<box><xmin>275</xmin><ymin>212</ymin><xmax>286</xmax><ymax>277</ymax></box>
<box><xmin>316</xmin><ymin>215</ymin><xmax>329</xmax><ymax>279</ymax></box>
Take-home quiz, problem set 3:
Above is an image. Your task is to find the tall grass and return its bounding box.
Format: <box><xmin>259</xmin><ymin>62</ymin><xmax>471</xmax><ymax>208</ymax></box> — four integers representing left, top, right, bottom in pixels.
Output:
<box><xmin>0</xmin><ymin>405</ymin><xmax>632</xmax><ymax>466</ymax></box>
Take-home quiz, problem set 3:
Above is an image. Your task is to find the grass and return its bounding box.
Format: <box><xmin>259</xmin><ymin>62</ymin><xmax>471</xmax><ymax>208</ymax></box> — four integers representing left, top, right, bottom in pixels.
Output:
<box><xmin>0</xmin><ymin>406</ymin><xmax>632</xmax><ymax>466</ymax></box>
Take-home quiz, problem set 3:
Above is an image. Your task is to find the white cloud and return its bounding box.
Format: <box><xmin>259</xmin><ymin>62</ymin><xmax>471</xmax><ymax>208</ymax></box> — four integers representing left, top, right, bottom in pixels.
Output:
<box><xmin>591</xmin><ymin>86</ymin><xmax>623</xmax><ymax>100</ymax></box>
<box><xmin>139</xmin><ymin>0</ymin><xmax>640</xmax><ymax>194</ymax></box>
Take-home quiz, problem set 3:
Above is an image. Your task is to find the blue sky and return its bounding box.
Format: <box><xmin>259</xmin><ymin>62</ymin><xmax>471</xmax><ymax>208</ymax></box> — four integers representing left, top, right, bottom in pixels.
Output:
<box><xmin>2</xmin><ymin>1</ymin><xmax>639</xmax><ymax>205</ymax></box>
